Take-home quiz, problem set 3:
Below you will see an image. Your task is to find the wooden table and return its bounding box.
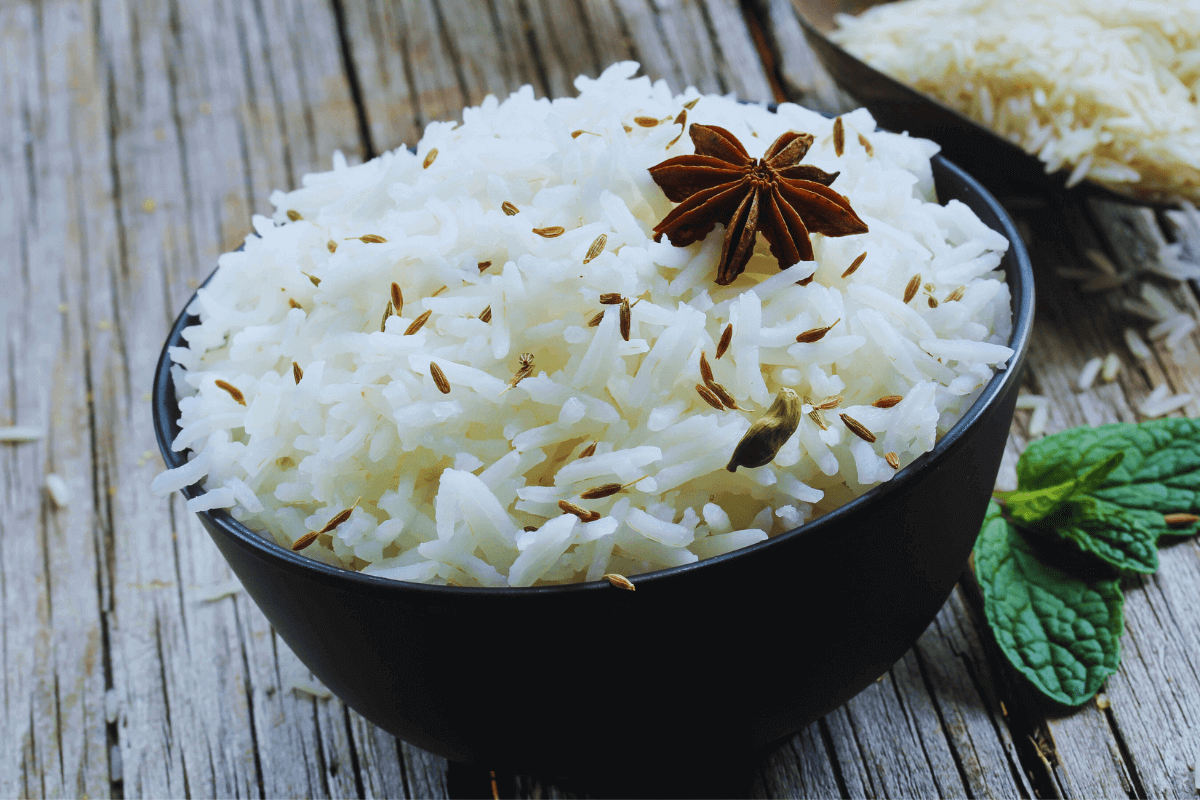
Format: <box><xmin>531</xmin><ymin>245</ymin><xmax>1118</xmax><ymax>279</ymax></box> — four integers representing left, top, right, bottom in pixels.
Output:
<box><xmin>3</xmin><ymin>1</ymin><xmax>1198</xmax><ymax>796</ymax></box>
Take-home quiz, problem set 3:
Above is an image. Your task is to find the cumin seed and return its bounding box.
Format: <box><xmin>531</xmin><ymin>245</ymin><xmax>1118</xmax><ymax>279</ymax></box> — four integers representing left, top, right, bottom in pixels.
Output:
<box><xmin>578</xmin><ymin>441</ymin><xmax>597</xmax><ymax>459</ymax></box>
<box><xmin>292</xmin><ymin>531</ymin><xmax>319</xmax><ymax>551</ymax></box>
<box><xmin>842</xmin><ymin>252</ymin><xmax>867</xmax><ymax>278</ymax></box>
<box><xmin>840</xmin><ymin>413</ymin><xmax>877</xmax><ymax>443</ymax></box>
<box><xmin>391</xmin><ymin>282</ymin><xmax>403</xmax><ymax>314</ymax></box>
<box><xmin>885</xmin><ymin>452</ymin><xmax>900</xmax><ymax>469</ymax></box>
<box><xmin>1164</xmin><ymin>512</ymin><xmax>1199</xmax><ymax>527</ymax></box>
<box><xmin>286</xmin><ymin>209</ymin><xmax>302</xmax><ymax>221</ymax></box>
<box><xmin>502</xmin><ymin>201</ymin><xmax>519</xmax><ymax>216</ymax></box>
<box><xmin>480</xmin><ymin>305</ymin><xmax>492</xmax><ymax>324</ymax></box>
<box><xmin>903</xmin><ymin>274</ymin><xmax>921</xmax><ymax>304</ymax></box>
<box><xmin>620</xmin><ymin>298</ymin><xmax>631</xmax><ymax>341</ymax></box>
<box><xmin>599</xmin><ymin>292</ymin><xmax>623</xmax><ymax>305</ymax></box>
<box><xmin>423</xmin><ymin>148</ymin><xmax>438</xmax><ymax>169</ymax></box>
<box><xmin>711</xmin><ymin>381</ymin><xmax>739</xmax><ymax>410</ymax></box>
<box><xmin>380</xmin><ymin>300</ymin><xmax>393</xmax><ymax>332</ymax></box>
<box><xmin>602</xmin><ymin>573</ymin><xmax>636</xmax><ymax>591</ymax></box>
<box><xmin>683</xmin><ymin>98</ymin><xmax>700</xmax><ymax>110</ymax></box>
<box><xmin>584</xmin><ymin>234</ymin><xmax>607</xmax><ymax>264</ymax></box>
<box><xmin>833</xmin><ymin>117</ymin><xmax>845</xmax><ymax>157</ymax></box>
<box><xmin>533</xmin><ymin>226</ymin><xmax>565</xmax><ymax>238</ymax></box>
<box><xmin>587</xmin><ymin>310</ymin><xmax>605</xmax><ymax>327</ymax></box>
<box><xmin>404</xmin><ymin>309</ymin><xmax>432</xmax><ymax>335</ymax></box>
<box><xmin>699</xmin><ymin>351</ymin><xmax>714</xmax><ymax>386</ymax></box>
<box><xmin>327</xmin><ymin>240</ymin><xmax>337</xmax><ymax>253</ymax></box>
<box><xmin>215</xmin><ymin>379</ymin><xmax>246</xmax><ymax>406</ymax></box>
<box><xmin>580</xmin><ymin>483</ymin><xmax>623</xmax><ymax>500</ymax></box>
<box><xmin>524</xmin><ymin>525</ymin><xmax>539</xmax><ymax>532</ymax></box>
<box><xmin>874</xmin><ymin>395</ymin><xmax>904</xmax><ymax>408</ymax></box>
<box><xmin>430</xmin><ymin>362</ymin><xmax>451</xmax><ymax>394</ymax></box>
<box><xmin>817</xmin><ymin>396</ymin><xmax>843</xmax><ymax>410</ymax></box>
<box><xmin>696</xmin><ymin>383</ymin><xmax>724</xmax><ymax>410</ymax></box>
<box><xmin>288</xmin><ymin>298</ymin><xmax>302</xmax><ymax>310</ymax></box>
<box><xmin>716</xmin><ymin>324</ymin><xmax>733</xmax><ymax>359</ymax></box>
<box><xmin>431</xmin><ymin>285</ymin><xmax>447</xmax><ymax>297</ymax></box>
<box><xmin>928</xmin><ymin>295</ymin><xmax>939</xmax><ymax>308</ymax></box>
<box><xmin>507</xmin><ymin>353</ymin><xmax>535</xmax><ymax>390</ymax></box>
<box><xmin>634</xmin><ymin>116</ymin><xmax>659</xmax><ymax>127</ymax></box>
<box><xmin>945</xmin><ymin>285</ymin><xmax>966</xmax><ymax>303</ymax></box>
<box><xmin>292</xmin><ymin>361</ymin><xmax>303</xmax><ymax>384</ymax></box>
<box><xmin>478</xmin><ymin>260</ymin><xmax>492</xmax><ymax>273</ymax></box>
<box><xmin>796</xmin><ymin>318</ymin><xmax>840</xmax><ymax>343</ymax></box>
<box><xmin>317</xmin><ymin>498</ymin><xmax>361</xmax><ymax>534</ymax></box>
<box><xmin>357</xmin><ymin>234</ymin><xmax>388</xmax><ymax>243</ymax></box>
<box><xmin>858</xmin><ymin>132</ymin><xmax>874</xmax><ymax>155</ymax></box>
<box><xmin>559</xmin><ymin>500</ymin><xmax>601</xmax><ymax>523</ymax></box>
<box><xmin>304</xmin><ymin>272</ymin><xmax>321</xmax><ymax>286</ymax></box>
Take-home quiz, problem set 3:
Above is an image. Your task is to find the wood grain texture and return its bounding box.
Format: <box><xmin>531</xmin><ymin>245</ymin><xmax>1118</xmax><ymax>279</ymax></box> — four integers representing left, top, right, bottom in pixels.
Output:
<box><xmin>2</xmin><ymin>0</ymin><xmax>1199</xmax><ymax>798</ymax></box>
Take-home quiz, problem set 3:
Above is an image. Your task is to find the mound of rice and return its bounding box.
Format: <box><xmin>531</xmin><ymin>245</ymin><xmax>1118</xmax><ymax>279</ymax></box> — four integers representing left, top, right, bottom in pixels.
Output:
<box><xmin>830</xmin><ymin>0</ymin><xmax>1200</xmax><ymax>202</ymax></box>
<box><xmin>152</xmin><ymin>62</ymin><xmax>1013</xmax><ymax>587</ymax></box>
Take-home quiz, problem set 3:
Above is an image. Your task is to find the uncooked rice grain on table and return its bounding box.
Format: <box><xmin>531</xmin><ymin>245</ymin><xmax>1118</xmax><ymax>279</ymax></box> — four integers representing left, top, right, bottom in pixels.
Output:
<box><xmin>152</xmin><ymin>62</ymin><xmax>1014</xmax><ymax>587</ymax></box>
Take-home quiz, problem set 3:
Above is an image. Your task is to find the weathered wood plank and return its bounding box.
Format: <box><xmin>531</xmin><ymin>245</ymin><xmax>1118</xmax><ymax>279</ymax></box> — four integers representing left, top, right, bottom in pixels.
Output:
<box><xmin>745</xmin><ymin>0</ymin><xmax>850</xmax><ymax>114</ymax></box>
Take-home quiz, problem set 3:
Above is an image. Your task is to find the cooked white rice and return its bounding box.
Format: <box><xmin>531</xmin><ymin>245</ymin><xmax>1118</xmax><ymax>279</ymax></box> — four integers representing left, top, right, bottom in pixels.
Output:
<box><xmin>830</xmin><ymin>0</ymin><xmax>1200</xmax><ymax>202</ymax></box>
<box><xmin>152</xmin><ymin>62</ymin><xmax>1014</xmax><ymax>586</ymax></box>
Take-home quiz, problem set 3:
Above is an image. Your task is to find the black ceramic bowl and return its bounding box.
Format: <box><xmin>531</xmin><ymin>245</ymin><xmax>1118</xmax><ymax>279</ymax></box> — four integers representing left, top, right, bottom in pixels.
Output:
<box><xmin>153</xmin><ymin>154</ymin><xmax>1034</xmax><ymax>777</ymax></box>
<box><xmin>791</xmin><ymin>0</ymin><xmax>1174</xmax><ymax>205</ymax></box>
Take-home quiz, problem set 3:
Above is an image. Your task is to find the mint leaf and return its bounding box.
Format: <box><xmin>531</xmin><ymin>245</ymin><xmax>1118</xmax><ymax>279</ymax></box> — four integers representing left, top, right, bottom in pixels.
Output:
<box><xmin>1055</xmin><ymin>497</ymin><xmax>1159</xmax><ymax>574</ymax></box>
<box><xmin>974</xmin><ymin>502</ymin><xmax>1124</xmax><ymax>706</ymax></box>
<box><xmin>1016</xmin><ymin>418</ymin><xmax>1200</xmax><ymax>541</ymax></box>
<box><xmin>1000</xmin><ymin>451</ymin><xmax>1123</xmax><ymax>527</ymax></box>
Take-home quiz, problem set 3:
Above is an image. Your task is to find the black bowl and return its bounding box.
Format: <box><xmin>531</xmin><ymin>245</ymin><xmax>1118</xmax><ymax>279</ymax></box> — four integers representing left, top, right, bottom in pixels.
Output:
<box><xmin>153</xmin><ymin>154</ymin><xmax>1034</xmax><ymax>777</ymax></box>
<box><xmin>791</xmin><ymin>0</ymin><xmax>1176</xmax><ymax>206</ymax></box>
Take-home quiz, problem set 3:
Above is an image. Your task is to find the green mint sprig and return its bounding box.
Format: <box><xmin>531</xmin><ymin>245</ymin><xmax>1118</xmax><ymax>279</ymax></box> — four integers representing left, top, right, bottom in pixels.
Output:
<box><xmin>974</xmin><ymin>417</ymin><xmax>1200</xmax><ymax>706</ymax></box>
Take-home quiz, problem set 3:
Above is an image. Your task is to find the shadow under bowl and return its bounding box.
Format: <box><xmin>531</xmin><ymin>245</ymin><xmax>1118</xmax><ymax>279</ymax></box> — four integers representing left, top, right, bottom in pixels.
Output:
<box><xmin>153</xmin><ymin>155</ymin><xmax>1034</xmax><ymax>777</ymax></box>
<box><xmin>791</xmin><ymin>0</ymin><xmax>1177</xmax><ymax>207</ymax></box>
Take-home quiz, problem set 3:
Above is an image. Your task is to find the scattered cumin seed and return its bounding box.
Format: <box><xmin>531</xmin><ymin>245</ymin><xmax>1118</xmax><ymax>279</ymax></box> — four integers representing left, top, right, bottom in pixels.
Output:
<box><xmin>808</xmin><ymin>408</ymin><xmax>828</xmax><ymax>430</ymax></box>
<box><xmin>683</xmin><ymin>98</ymin><xmax>700</xmax><ymax>110</ymax></box>
<box><xmin>429</xmin><ymin>362</ymin><xmax>451</xmax><ymax>394</ymax></box>
<box><xmin>404</xmin><ymin>309</ymin><xmax>432</xmax><ymax>335</ymax></box>
<box><xmin>928</xmin><ymin>295</ymin><xmax>939</xmax><ymax>308</ymax></box>
<box><xmin>501</xmin><ymin>201</ymin><xmax>519</xmax><ymax>216</ymax></box>
<box><xmin>903</xmin><ymin>274</ymin><xmax>921</xmax><ymax>304</ymax></box>
<box><xmin>292</xmin><ymin>531</ymin><xmax>319</xmax><ymax>551</ymax></box>
<box><xmin>696</xmin><ymin>383</ymin><xmax>724</xmax><ymax>410</ymax></box>
<box><xmin>945</xmin><ymin>285</ymin><xmax>966</xmax><ymax>303</ymax></box>
<box><xmin>327</xmin><ymin>240</ymin><xmax>337</xmax><ymax>253</ymax></box>
<box><xmin>842</xmin><ymin>252</ymin><xmax>867</xmax><ymax>278</ymax></box>
<box><xmin>286</xmin><ymin>209</ymin><xmax>302</xmax><ymax>221</ymax></box>
<box><xmin>796</xmin><ymin>318</ymin><xmax>840</xmax><ymax>343</ymax></box>
<box><xmin>423</xmin><ymin>148</ymin><xmax>438</xmax><ymax>169</ymax></box>
<box><xmin>667</xmin><ymin>110</ymin><xmax>687</xmax><ymax>148</ymax></box>
<box><xmin>431</xmin><ymin>285</ymin><xmax>448</xmax><ymax>297</ymax></box>
<box><xmin>317</xmin><ymin>498</ymin><xmax>361</xmax><ymax>535</ymax></box>
<box><xmin>357</xmin><ymin>234</ymin><xmax>388</xmax><ymax>243</ymax></box>
<box><xmin>699</xmin><ymin>351</ymin><xmax>714</xmax><ymax>386</ymax></box>
<box><xmin>578</xmin><ymin>441</ymin><xmax>597</xmax><ymax>459</ymax></box>
<box><xmin>874</xmin><ymin>395</ymin><xmax>903</xmax><ymax>408</ymax></box>
<box><xmin>620</xmin><ymin>298</ymin><xmax>631</xmax><ymax>341</ymax></box>
<box><xmin>533</xmin><ymin>226</ymin><xmax>565</xmax><ymax>238</ymax></box>
<box><xmin>833</xmin><ymin>117</ymin><xmax>845</xmax><ymax>156</ymax></box>
<box><xmin>858</xmin><ymin>132</ymin><xmax>874</xmax><ymax>155</ymax></box>
<box><xmin>304</xmin><ymin>272</ymin><xmax>321</xmax><ymax>286</ymax></box>
<box><xmin>634</xmin><ymin>116</ymin><xmax>659</xmax><ymax>127</ymax></box>
<box><xmin>380</xmin><ymin>300</ymin><xmax>393</xmax><ymax>332</ymax></box>
<box><xmin>587</xmin><ymin>310</ymin><xmax>605</xmax><ymax>327</ymax></box>
<box><xmin>559</xmin><ymin>500</ymin><xmax>601</xmax><ymax>523</ymax></box>
<box><xmin>840</xmin><ymin>413</ymin><xmax>877</xmax><ymax>443</ymax></box>
<box><xmin>599</xmin><ymin>292</ymin><xmax>623</xmax><ymax>305</ymax></box>
<box><xmin>480</xmin><ymin>305</ymin><xmax>492</xmax><ymax>324</ymax></box>
<box><xmin>478</xmin><ymin>260</ymin><xmax>492</xmax><ymax>273</ymax></box>
<box><xmin>622</xmin><ymin>124</ymin><xmax>632</xmax><ymax>133</ymax></box>
<box><xmin>602</xmin><ymin>573</ymin><xmax>636</xmax><ymax>591</ymax></box>
<box><xmin>580</xmin><ymin>483</ymin><xmax>623</xmax><ymax>500</ymax></box>
<box><xmin>391</xmin><ymin>282</ymin><xmax>403</xmax><ymax>314</ymax></box>
<box><xmin>1164</xmin><ymin>512</ymin><xmax>1199</xmax><ymax>527</ymax></box>
<box><xmin>506</xmin><ymin>353</ymin><xmax>535</xmax><ymax>390</ymax></box>
<box><xmin>288</xmin><ymin>298</ymin><xmax>302</xmax><ymax>309</ymax></box>
<box><xmin>215</xmin><ymin>379</ymin><xmax>246</xmax><ymax>406</ymax></box>
<box><xmin>710</xmin><ymin>381</ymin><xmax>739</xmax><ymax>410</ymax></box>
<box><xmin>571</xmin><ymin>129</ymin><xmax>599</xmax><ymax>139</ymax></box>
<box><xmin>524</xmin><ymin>525</ymin><xmax>539</xmax><ymax>532</ymax></box>
<box><xmin>673</xmin><ymin>110</ymin><xmax>686</xmax><ymax>125</ymax></box>
<box><xmin>885</xmin><ymin>452</ymin><xmax>900</xmax><ymax>469</ymax></box>
<box><xmin>817</xmin><ymin>396</ymin><xmax>843</xmax><ymax>410</ymax></box>
<box><xmin>924</xmin><ymin>282</ymin><xmax>935</xmax><ymax>292</ymax></box>
<box><xmin>584</xmin><ymin>234</ymin><xmax>607</xmax><ymax>264</ymax></box>
<box><xmin>716</xmin><ymin>324</ymin><xmax>733</xmax><ymax>359</ymax></box>
<box><xmin>292</xmin><ymin>362</ymin><xmax>303</xmax><ymax>384</ymax></box>
<box><xmin>797</xmin><ymin>274</ymin><xmax>815</xmax><ymax>286</ymax></box>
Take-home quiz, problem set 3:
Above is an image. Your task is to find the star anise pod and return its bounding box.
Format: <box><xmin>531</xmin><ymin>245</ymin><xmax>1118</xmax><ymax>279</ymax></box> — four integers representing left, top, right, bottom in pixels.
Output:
<box><xmin>649</xmin><ymin>124</ymin><xmax>869</xmax><ymax>285</ymax></box>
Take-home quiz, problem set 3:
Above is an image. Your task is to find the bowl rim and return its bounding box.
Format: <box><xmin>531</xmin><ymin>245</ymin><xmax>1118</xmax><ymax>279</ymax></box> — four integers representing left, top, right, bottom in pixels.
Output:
<box><xmin>153</xmin><ymin>152</ymin><xmax>1035</xmax><ymax>598</ymax></box>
